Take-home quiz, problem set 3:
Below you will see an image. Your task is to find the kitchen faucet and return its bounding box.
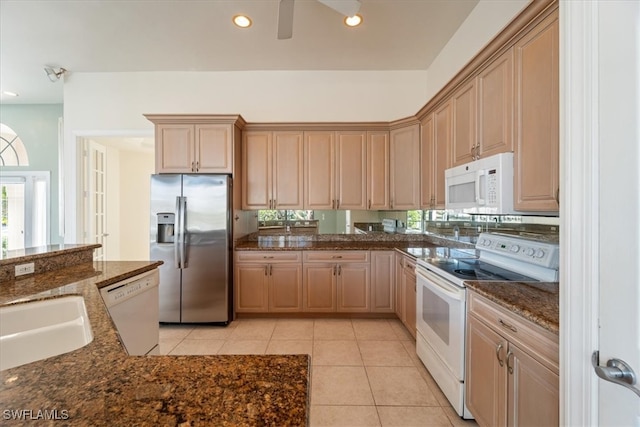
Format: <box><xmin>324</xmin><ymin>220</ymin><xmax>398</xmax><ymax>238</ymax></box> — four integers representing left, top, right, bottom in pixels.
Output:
<box><xmin>453</xmin><ymin>225</ymin><xmax>460</xmax><ymax>240</ymax></box>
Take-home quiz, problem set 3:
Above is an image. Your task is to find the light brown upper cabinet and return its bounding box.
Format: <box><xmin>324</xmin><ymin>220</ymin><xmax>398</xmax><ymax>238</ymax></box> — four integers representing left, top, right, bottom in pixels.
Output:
<box><xmin>145</xmin><ymin>115</ymin><xmax>242</xmax><ymax>175</ymax></box>
<box><xmin>451</xmin><ymin>79</ymin><xmax>477</xmax><ymax>166</ymax></box>
<box><xmin>477</xmin><ymin>49</ymin><xmax>514</xmax><ymax>159</ymax></box>
<box><xmin>154</xmin><ymin>123</ymin><xmax>233</xmax><ymax>173</ymax></box>
<box><xmin>514</xmin><ymin>11</ymin><xmax>559</xmax><ymax>212</ymax></box>
<box><xmin>390</xmin><ymin>124</ymin><xmax>420</xmax><ymax>210</ymax></box>
<box><xmin>242</xmin><ymin>130</ymin><xmax>304</xmax><ymax>210</ymax></box>
<box><xmin>421</xmin><ymin>103</ymin><xmax>451</xmax><ymax>209</ymax></box>
<box><xmin>452</xmin><ymin>49</ymin><xmax>514</xmax><ymax>168</ymax></box>
<box><xmin>304</xmin><ymin>131</ymin><xmax>367</xmax><ymax>210</ymax></box>
<box><xmin>366</xmin><ymin>131</ymin><xmax>390</xmax><ymax>210</ymax></box>
<box><xmin>420</xmin><ymin>114</ymin><xmax>435</xmax><ymax>208</ymax></box>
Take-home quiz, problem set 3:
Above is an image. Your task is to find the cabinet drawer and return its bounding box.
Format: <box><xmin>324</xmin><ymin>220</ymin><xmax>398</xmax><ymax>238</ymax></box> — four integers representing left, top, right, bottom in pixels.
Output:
<box><xmin>468</xmin><ymin>291</ymin><xmax>559</xmax><ymax>373</ymax></box>
<box><xmin>303</xmin><ymin>251</ymin><xmax>370</xmax><ymax>263</ymax></box>
<box><xmin>235</xmin><ymin>251</ymin><xmax>302</xmax><ymax>263</ymax></box>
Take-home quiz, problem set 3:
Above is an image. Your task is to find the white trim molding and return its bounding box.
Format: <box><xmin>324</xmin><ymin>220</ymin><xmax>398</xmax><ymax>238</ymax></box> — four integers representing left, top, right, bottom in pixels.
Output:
<box><xmin>559</xmin><ymin>1</ymin><xmax>600</xmax><ymax>425</ymax></box>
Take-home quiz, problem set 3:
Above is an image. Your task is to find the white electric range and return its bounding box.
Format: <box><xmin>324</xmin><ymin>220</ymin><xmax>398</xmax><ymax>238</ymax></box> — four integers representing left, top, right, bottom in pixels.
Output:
<box><xmin>414</xmin><ymin>232</ymin><xmax>559</xmax><ymax>419</ymax></box>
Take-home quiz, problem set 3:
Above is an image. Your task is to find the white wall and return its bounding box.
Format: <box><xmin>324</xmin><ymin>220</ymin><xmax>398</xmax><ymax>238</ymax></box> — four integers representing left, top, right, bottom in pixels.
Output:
<box><xmin>62</xmin><ymin>3</ymin><xmax>527</xmax><ymax>242</ymax></box>
<box><xmin>425</xmin><ymin>0</ymin><xmax>529</xmax><ymax>100</ymax></box>
<box><xmin>118</xmin><ymin>150</ymin><xmax>154</xmax><ymax>260</ymax></box>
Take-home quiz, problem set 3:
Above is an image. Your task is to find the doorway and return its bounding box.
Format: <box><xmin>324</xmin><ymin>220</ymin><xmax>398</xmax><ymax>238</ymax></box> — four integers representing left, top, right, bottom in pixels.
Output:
<box><xmin>78</xmin><ymin>136</ymin><xmax>154</xmax><ymax>261</ymax></box>
<box><xmin>0</xmin><ymin>172</ymin><xmax>50</xmax><ymax>251</ymax></box>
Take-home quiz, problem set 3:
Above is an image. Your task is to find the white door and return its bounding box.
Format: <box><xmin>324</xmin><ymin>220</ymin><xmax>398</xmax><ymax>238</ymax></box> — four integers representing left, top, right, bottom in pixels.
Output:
<box><xmin>562</xmin><ymin>1</ymin><xmax>640</xmax><ymax>425</ymax></box>
<box><xmin>596</xmin><ymin>1</ymin><xmax>640</xmax><ymax>423</ymax></box>
<box><xmin>85</xmin><ymin>140</ymin><xmax>107</xmax><ymax>260</ymax></box>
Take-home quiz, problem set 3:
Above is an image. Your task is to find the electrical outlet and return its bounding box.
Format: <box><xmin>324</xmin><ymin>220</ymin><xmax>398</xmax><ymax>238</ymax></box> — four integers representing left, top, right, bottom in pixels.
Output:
<box><xmin>15</xmin><ymin>262</ymin><xmax>35</xmax><ymax>276</ymax></box>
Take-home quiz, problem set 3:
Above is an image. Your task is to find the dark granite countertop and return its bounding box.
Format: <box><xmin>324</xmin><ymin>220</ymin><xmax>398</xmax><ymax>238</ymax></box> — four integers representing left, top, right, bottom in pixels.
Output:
<box><xmin>0</xmin><ymin>261</ymin><xmax>309</xmax><ymax>426</ymax></box>
<box><xmin>235</xmin><ymin>240</ymin><xmax>440</xmax><ymax>253</ymax></box>
<box><xmin>465</xmin><ymin>280</ymin><xmax>559</xmax><ymax>334</ymax></box>
<box><xmin>0</xmin><ymin>244</ymin><xmax>101</xmax><ymax>265</ymax></box>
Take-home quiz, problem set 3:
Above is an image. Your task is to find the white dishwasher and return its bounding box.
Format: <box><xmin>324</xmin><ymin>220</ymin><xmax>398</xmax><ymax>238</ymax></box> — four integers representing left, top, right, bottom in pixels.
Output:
<box><xmin>100</xmin><ymin>269</ymin><xmax>160</xmax><ymax>355</ymax></box>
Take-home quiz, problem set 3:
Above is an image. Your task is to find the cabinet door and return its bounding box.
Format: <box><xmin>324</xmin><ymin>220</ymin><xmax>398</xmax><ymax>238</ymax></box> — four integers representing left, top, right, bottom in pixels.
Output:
<box><xmin>156</xmin><ymin>124</ymin><xmax>194</xmax><ymax>173</ymax></box>
<box><xmin>451</xmin><ymin>79</ymin><xmax>477</xmax><ymax>167</ymax></box>
<box><xmin>390</xmin><ymin>124</ymin><xmax>420</xmax><ymax>209</ymax></box>
<box><xmin>434</xmin><ymin>101</ymin><xmax>452</xmax><ymax>208</ymax></box>
<box><xmin>304</xmin><ymin>132</ymin><xmax>335</xmax><ymax>209</ymax></box>
<box><xmin>234</xmin><ymin>264</ymin><xmax>269</xmax><ymax>312</ymax></box>
<box><xmin>366</xmin><ymin>131</ymin><xmax>390</xmax><ymax>210</ymax></box>
<box><xmin>478</xmin><ymin>48</ymin><xmax>514</xmax><ymax>158</ymax></box>
<box><xmin>242</xmin><ymin>131</ymin><xmax>272</xmax><ymax>209</ymax></box>
<box><xmin>303</xmin><ymin>264</ymin><xmax>336</xmax><ymax>312</ymax></box>
<box><xmin>370</xmin><ymin>251</ymin><xmax>395</xmax><ymax>313</ymax></box>
<box><xmin>514</xmin><ymin>12</ymin><xmax>559</xmax><ymax>212</ymax></box>
<box><xmin>466</xmin><ymin>315</ymin><xmax>508</xmax><ymax>427</ymax></box>
<box><xmin>269</xmin><ymin>263</ymin><xmax>303</xmax><ymax>312</ymax></box>
<box><xmin>273</xmin><ymin>131</ymin><xmax>304</xmax><ymax>209</ymax></box>
<box><xmin>420</xmin><ymin>113</ymin><xmax>435</xmax><ymax>208</ymax></box>
<box><xmin>395</xmin><ymin>253</ymin><xmax>405</xmax><ymax>320</ymax></box>
<box><xmin>336</xmin><ymin>131</ymin><xmax>367</xmax><ymax>210</ymax></box>
<box><xmin>196</xmin><ymin>124</ymin><xmax>232</xmax><ymax>173</ymax></box>
<box><xmin>402</xmin><ymin>262</ymin><xmax>417</xmax><ymax>338</ymax></box>
<box><xmin>507</xmin><ymin>343</ymin><xmax>559</xmax><ymax>427</ymax></box>
<box><xmin>337</xmin><ymin>263</ymin><xmax>370</xmax><ymax>312</ymax></box>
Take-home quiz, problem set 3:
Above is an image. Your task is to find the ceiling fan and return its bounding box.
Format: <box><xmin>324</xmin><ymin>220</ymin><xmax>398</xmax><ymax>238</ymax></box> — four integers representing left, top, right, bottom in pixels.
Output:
<box><xmin>277</xmin><ymin>0</ymin><xmax>362</xmax><ymax>39</ymax></box>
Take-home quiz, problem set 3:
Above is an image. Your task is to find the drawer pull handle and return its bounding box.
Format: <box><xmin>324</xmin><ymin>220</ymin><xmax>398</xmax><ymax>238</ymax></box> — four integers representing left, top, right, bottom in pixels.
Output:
<box><xmin>332</xmin><ymin>255</ymin><xmax>343</xmax><ymax>259</ymax></box>
<box><xmin>263</xmin><ymin>256</ymin><xmax>275</xmax><ymax>259</ymax></box>
<box><xmin>498</xmin><ymin>319</ymin><xmax>517</xmax><ymax>333</ymax></box>
<box><xmin>496</xmin><ymin>343</ymin><xmax>505</xmax><ymax>367</ymax></box>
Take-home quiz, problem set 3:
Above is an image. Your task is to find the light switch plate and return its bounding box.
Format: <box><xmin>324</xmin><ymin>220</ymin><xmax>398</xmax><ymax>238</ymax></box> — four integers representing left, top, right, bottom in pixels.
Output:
<box><xmin>15</xmin><ymin>262</ymin><xmax>35</xmax><ymax>276</ymax></box>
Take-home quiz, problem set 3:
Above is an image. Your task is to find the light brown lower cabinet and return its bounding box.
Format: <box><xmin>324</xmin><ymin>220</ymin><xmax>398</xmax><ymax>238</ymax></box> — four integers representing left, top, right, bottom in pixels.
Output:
<box><xmin>395</xmin><ymin>252</ymin><xmax>405</xmax><ymax>320</ymax></box>
<box><xmin>394</xmin><ymin>253</ymin><xmax>416</xmax><ymax>338</ymax></box>
<box><xmin>401</xmin><ymin>256</ymin><xmax>417</xmax><ymax>338</ymax></box>
<box><xmin>234</xmin><ymin>251</ymin><xmax>303</xmax><ymax>313</ymax></box>
<box><xmin>466</xmin><ymin>291</ymin><xmax>559</xmax><ymax>427</ymax></box>
<box><xmin>370</xmin><ymin>251</ymin><xmax>395</xmax><ymax>313</ymax></box>
<box><xmin>302</xmin><ymin>251</ymin><xmax>370</xmax><ymax>313</ymax></box>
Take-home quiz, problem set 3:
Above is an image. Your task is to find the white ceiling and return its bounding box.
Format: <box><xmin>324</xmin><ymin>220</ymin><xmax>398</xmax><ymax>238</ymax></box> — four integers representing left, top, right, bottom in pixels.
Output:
<box><xmin>0</xmin><ymin>0</ymin><xmax>479</xmax><ymax>105</ymax></box>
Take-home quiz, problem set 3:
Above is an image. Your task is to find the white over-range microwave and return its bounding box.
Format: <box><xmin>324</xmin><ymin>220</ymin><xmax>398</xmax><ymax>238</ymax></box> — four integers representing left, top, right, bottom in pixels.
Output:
<box><xmin>444</xmin><ymin>152</ymin><xmax>515</xmax><ymax>214</ymax></box>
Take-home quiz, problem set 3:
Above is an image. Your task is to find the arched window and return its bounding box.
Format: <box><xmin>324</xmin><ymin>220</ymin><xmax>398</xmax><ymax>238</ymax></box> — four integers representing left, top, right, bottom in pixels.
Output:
<box><xmin>0</xmin><ymin>123</ymin><xmax>29</xmax><ymax>166</ymax></box>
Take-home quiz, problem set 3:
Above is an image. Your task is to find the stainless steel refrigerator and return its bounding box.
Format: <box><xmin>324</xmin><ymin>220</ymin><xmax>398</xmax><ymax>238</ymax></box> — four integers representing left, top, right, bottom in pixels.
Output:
<box><xmin>150</xmin><ymin>174</ymin><xmax>231</xmax><ymax>324</ymax></box>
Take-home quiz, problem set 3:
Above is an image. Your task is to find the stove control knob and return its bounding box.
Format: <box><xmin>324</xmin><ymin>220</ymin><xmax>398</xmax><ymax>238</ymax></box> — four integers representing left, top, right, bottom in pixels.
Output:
<box><xmin>535</xmin><ymin>249</ymin><xmax>546</xmax><ymax>258</ymax></box>
<box><xmin>510</xmin><ymin>245</ymin><xmax>520</xmax><ymax>253</ymax></box>
<box><xmin>480</xmin><ymin>238</ymin><xmax>490</xmax><ymax>246</ymax></box>
<box><xmin>525</xmin><ymin>248</ymin><xmax>535</xmax><ymax>256</ymax></box>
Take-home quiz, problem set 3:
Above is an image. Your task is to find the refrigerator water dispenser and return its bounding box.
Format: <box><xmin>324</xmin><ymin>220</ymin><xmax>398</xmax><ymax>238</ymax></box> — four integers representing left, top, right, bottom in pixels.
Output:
<box><xmin>157</xmin><ymin>213</ymin><xmax>175</xmax><ymax>243</ymax></box>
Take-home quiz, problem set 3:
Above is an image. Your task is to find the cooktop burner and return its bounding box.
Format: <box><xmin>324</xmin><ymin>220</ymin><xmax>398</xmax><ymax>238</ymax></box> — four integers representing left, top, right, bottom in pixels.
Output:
<box><xmin>422</xmin><ymin>258</ymin><xmax>537</xmax><ymax>282</ymax></box>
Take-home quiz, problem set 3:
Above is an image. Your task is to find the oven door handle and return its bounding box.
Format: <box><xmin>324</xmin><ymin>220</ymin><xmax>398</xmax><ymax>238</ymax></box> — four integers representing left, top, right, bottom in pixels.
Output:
<box><xmin>416</xmin><ymin>268</ymin><xmax>465</xmax><ymax>301</ymax></box>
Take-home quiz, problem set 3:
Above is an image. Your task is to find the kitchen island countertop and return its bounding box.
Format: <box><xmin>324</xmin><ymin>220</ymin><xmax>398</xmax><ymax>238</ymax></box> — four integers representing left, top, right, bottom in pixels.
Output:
<box><xmin>0</xmin><ymin>261</ymin><xmax>309</xmax><ymax>426</ymax></box>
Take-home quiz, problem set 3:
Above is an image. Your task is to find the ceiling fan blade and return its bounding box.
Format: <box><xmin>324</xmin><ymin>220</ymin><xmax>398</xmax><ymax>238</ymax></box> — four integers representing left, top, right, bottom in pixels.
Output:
<box><xmin>316</xmin><ymin>0</ymin><xmax>361</xmax><ymax>17</ymax></box>
<box><xmin>277</xmin><ymin>0</ymin><xmax>295</xmax><ymax>39</ymax></box>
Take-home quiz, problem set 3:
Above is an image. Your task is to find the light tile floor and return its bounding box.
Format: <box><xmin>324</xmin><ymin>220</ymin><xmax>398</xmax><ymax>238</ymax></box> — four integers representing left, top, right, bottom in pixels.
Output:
<box><xmin>159</xmin><ymin>318</ymin><xmax>479</xmax><ymax>427</ymax></box>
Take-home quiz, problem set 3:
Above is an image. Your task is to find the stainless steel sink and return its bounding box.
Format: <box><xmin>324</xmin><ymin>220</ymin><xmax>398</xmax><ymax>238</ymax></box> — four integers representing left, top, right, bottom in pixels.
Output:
<box><xmin>0</xmin><ymin>296</ymin><xmax>93</xmax><ymax>371</ymax></box>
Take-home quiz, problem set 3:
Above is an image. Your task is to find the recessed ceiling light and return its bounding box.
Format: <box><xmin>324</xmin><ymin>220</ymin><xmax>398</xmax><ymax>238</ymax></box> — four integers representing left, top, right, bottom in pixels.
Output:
<box><xmin>344</xmin><ymin>14</ymin><xmax>363</xmax><ymax>27</ymax></box>
<box><xmin>2</xmin><ymin>91</ymin><xmax>19</xmax><ymax>97</ymax></box>
<box><xmin>233</xmin><ymin>15</ymin><xmax>252</xmax><ymax>28</ymax></box>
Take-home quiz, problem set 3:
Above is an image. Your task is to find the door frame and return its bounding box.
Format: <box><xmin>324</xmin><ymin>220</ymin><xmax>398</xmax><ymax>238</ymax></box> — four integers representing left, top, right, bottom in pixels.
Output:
<box><xmin>560</xmin><ymin>1</ymin><xmax>620</xmax><ymax>425</ymax></box>
<box><xmin>73</xmin><ymin>130</ymin><xmax>153</xmax><ymax>257</ymax></box>
<box><xmin>560</xmin><ymin>1</ymin><xmax>599</xmax><ymax>424</ymax></box>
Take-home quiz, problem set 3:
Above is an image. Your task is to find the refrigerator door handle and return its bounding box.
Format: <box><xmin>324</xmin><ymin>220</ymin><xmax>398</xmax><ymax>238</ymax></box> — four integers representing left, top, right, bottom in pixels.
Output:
<box><xmin>180</xmin><ymin>196</ymin><xmax>187</xmax><ymax>268</ymax></box>
<box><xmin>175</xmin><ymin>196</ymin><xmax>181</xmax><ymax>268</ymax></box>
